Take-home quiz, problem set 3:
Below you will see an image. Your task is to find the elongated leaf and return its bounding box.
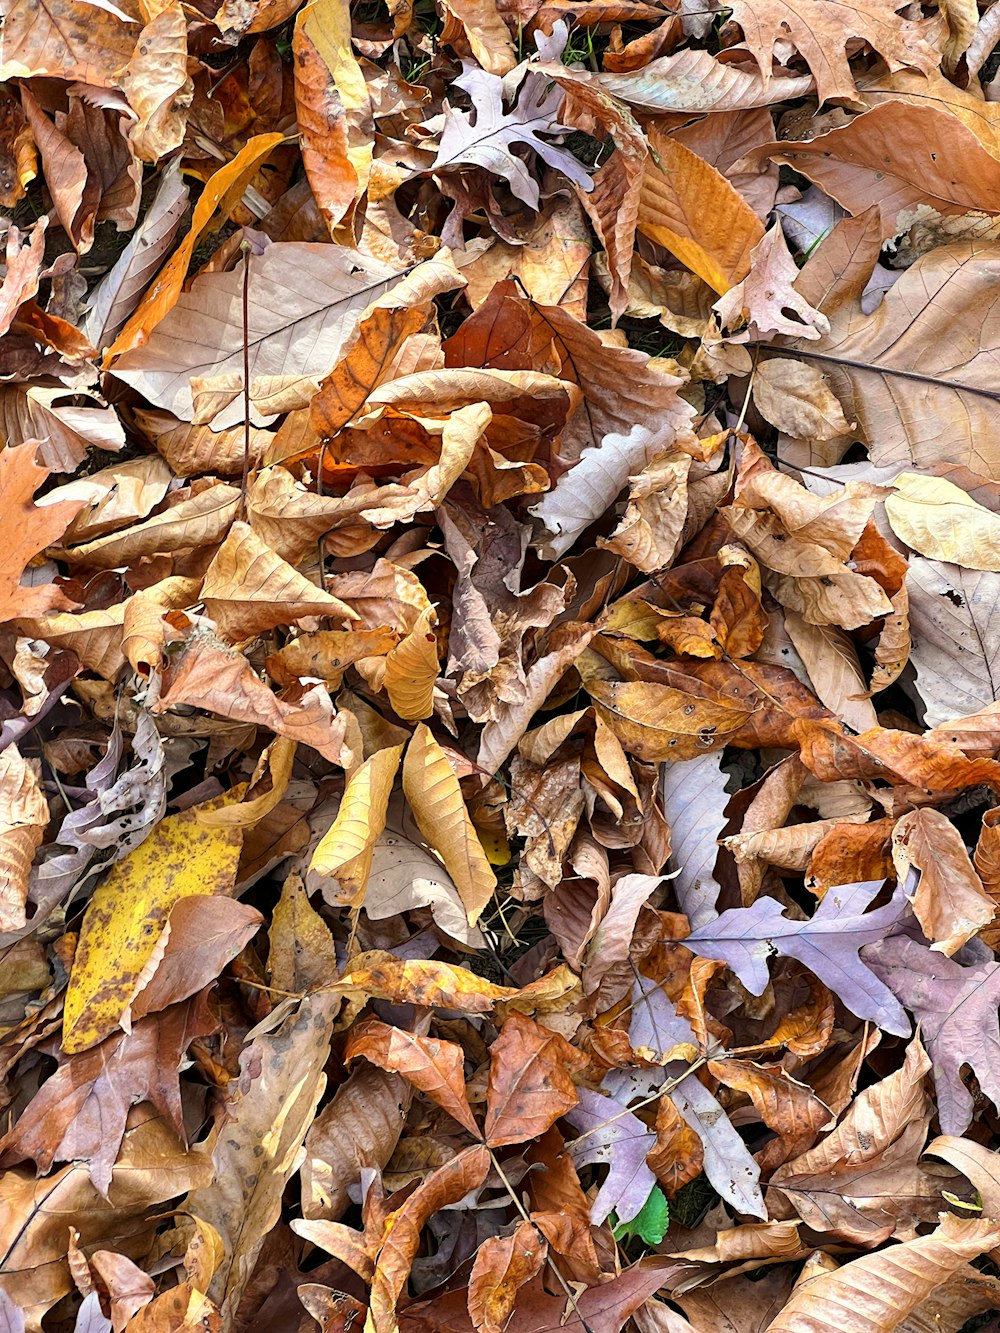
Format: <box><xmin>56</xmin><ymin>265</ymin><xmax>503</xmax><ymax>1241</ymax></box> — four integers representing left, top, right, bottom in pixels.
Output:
<box><xmin>402</xmin><ymin>724</ymin><xmax>496</xmax><ymax>924</ymax></box>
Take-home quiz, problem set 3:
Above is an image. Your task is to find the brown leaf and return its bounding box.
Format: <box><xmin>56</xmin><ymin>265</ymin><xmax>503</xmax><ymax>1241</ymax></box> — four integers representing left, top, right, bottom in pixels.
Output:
<box><xmin>301</xmin><ymin>1064</ymin><xmax>411</xmax><ymax>1221</ymax></box>
<box><xmin>484</xmin><ymin>1012</ymin><xmax>587</xmax><ymax>1147</ymax></box>
<box><xmin>184</xmin><ymin>994</ymin><xmax>337</xmax><ymax>1322</ymax></box>
<box><xmin>467</xmin><ymin>1220</ymin><xmax>546</xmax><ymax>1333</ymax></box>
<box><xmin>646</xmin><ymin>1095</ymin><xmax>704</xmax><ymax>1197</ymax></box>
<box><xmin>344</xmin><ymin>1017</ymin><xmax>479</xmax><ymax>1137</ymax></box>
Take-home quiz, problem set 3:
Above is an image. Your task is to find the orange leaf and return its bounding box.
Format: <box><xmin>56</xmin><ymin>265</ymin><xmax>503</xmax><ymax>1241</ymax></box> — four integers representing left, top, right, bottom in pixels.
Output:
<box><xmin>484</xmin><ymin>1012</ymin><xmax>587</xmax><ymax>1147</ymax></box>
<box><xmin>0</xmin><ymin>442</ymin><xmax>84</xmax><ymax>621</ymax></box>
<box><xmin>104</xmin><ymin>132</ymin><xmax>284</xmax><ymax>361</ymax></box>
<box><xmin>344</xmin><ymin>1017</ymin><xmax>479</xmax><ymax>1137</ymax></box>
<box><xmin>467</xmin><ymin>1220</ymin><xmax>546</xmax><ymax>1333</ymax></box>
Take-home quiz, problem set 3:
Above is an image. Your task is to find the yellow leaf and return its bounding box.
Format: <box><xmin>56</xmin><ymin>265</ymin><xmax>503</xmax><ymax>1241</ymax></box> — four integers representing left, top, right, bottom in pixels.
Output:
<box><xmin>62</xmin><ymin>793</ymin><xmax>244</xmax><ymax>1054</ymax></box>
<box><xmin>384</xmin><ymin>605</ymin><xmax>440</xmax><ymax>721</ymax></box>
<box><xmin>638</xmin><ymin>128</ymin><xmax>765</xmax><ymax>295</ymax></box>
<box><xmin>402</xmin><ymin>724</ymin><xmax>496</xmax><ymax>925</ymax></box>
<box><xmin>195</xmin><ymin>736</ymin><xmax>296</xmax><ymax>830</ymax></box>
<box><xmin>885</xmin><ymin>472</ymin><xmax>1000</xmax><ymax>571</ymax></box>
<box><xmin>309</xmin><ymin>744</ymin><xmax>404</xmax><ymax>905</ymax></box>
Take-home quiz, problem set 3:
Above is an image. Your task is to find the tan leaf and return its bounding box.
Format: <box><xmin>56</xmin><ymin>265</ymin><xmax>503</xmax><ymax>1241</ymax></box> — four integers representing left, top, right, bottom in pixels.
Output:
<box><xmin>184</xmin><ymin>994</ymin><xmax>337</xmax><ymax>1322</ymax></box>
<box><xmin>300</xmin><ymin>1064</ymin><xmax>411</xmax><ymax>1220</ymax></box>
<box><xmin>0</xmin><ymin>746</ymin><xmax>48</xmax><ymax>934</ymax></box>
<box><xmin>725</xmin><ymin>0</ymin><xmax>937</xmax><ymax>103</ymax></box>
<box><xmin>59</xmin><ymin>484</ymin><xmax>241</xmax><ymax>569</ymax></box>
<box><xmin>201</xmin><ymin>522</ymin><xmax>357</xmax><ymax>642</ymax></box>
<box><xmin>766</xmin><ymin>1214</ymin><xmax>1000</xmax><ymax>1333</ymax></box>
<box><xmin>402</xmin><ymin>723</ymin><xmax>496</xmax><ymax>925</ymax></box>
<box><xmin>753</xmin><ymin>356</ymin><xmax>852</xmax><ymax>439</ymax></box>
<box><xmin>715</xmin><ymin>223</ymin><xmax>829</xmax><ymax>340</ymax></box>
<box><xmin>119</xmin><ymin>3</ymin><xmax>192</xmax><ymax>163</ymax></box>
<box><xmin>892</xmin><ymin>808</ymin><xmax>994</xmax><ymax>956</ymax></box>
<box><xmin>154</xmin><ymin>640</ymin><xmax>353</xmax><ymax>763</ymax></box>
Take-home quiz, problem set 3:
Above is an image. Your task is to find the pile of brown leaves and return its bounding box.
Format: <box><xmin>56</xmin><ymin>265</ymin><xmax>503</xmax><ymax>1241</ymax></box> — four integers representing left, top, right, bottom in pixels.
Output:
<box><xmin>6</xmin><ymin>0</ymin><xmax>1000</xmax><ymax>1328</ymax></box>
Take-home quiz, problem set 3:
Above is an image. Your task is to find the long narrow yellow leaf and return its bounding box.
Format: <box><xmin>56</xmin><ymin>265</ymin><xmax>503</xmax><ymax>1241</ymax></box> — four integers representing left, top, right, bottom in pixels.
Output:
<box><xmin>384</xmin><ymin>605</ymin><xmax>439</xmax><ymax>721</ymax></box>
<box><xmin>402</xmin><ymin>724</ymin><xmax>496</xmax><ymax>926</ymax></box>
<box><xmin>309</xmin><ymin>744</ymin><xmax>403</xmax><ymax>905</ymax></box>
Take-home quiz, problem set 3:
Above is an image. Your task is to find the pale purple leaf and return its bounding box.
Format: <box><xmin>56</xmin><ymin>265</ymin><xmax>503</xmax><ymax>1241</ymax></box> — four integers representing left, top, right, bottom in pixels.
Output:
<box><xmin>433</xmin><ymin>65</ymin><xmax>594</xmax><ymax>210</ymax></box>
<box><xmin>564</xmin><ymin>1086</ymin><xmax>657</xmax><ymax>1225</ymax></box>
<box><xmin>864</xmin><ymin>934</ymin><xmax>1000</xmax><ymax>1134</ymax></box>
<box><xmin>685</xmin><ymin>880</ymin><xmax>910</xmax><ymax>1035</ymax></box>
<box><xmin>660</xmin><ymin>753</ymin><xmax>727</xmax><ymax>928</ymax></box>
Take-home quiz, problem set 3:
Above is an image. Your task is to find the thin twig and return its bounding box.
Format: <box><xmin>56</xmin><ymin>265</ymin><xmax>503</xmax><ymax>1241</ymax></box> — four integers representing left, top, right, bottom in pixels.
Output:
<box><xmin>487</xmin><ymin>1147</ymin><xmax>599</xmax><ymax>1333</ymax></box>
<box><xmin>239</xmin><ymin>238</ymin><xmax>253</xmax><ymax>522</ymax></box>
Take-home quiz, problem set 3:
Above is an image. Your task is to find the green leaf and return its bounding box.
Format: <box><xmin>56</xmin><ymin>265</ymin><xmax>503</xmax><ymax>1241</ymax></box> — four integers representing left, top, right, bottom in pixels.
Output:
<box><xmin>611</xmin><ymin>1185</ymin><xmax>669</xmax><ymax>1245</ymax></box>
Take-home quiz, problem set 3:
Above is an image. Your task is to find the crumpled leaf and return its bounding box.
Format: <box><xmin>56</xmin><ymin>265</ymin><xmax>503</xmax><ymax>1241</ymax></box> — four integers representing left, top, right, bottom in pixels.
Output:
<box><xmin>309</xmin><ymin>744</ymin><xmax>403</xmax><ymax>906</ymax></box>
<box><xmin>715</xmin><ymin>224</ymin><xmax>830</xmax><ymax>341</ymax></box>
<box><xmin>184</xmin><ymin>993</ymin><xmax>337</xmax><ymax>1322</ymax></box>
<box><xmin>892</xmin><ymin>808</ymin><xmax>994</xmax><ymax>956</ymax></box>
<box><xmin>0</xmin><ymin>747</ymin><xmax>47</xmax><ymax>933</ymax></box>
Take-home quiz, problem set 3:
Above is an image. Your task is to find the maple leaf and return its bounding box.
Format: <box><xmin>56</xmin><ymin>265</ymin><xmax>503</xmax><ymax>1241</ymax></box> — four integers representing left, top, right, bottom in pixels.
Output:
<box><xmin>430</xmin><ymin>64</ymin><xmax>594</xmax><ymax>209</ymax></box>
<box><xmin>685</xmin><ymin>880</ymin><xmax>911</xmax><ymax>1034</ymax></box>
<box><xmin>0</xmin><ymin>442</ymin><xmax>84</xmax><ymax>622</ymax></box>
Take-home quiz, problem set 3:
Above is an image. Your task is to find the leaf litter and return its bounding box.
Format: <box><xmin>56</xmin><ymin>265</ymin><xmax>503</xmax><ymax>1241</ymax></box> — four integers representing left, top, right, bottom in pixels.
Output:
<box><xmin>5</xmin><ymin>0</ymin><xmax>1000</xmax><ymax>1330</ymax></box>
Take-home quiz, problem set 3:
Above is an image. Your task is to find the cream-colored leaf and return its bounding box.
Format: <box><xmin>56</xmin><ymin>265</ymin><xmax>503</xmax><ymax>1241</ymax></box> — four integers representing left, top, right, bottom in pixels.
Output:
<box><xmin>715</xmin><ymin>224</ymin><xmax>830</xmax><ymax>341</ymax></box>
<box><xmin>886</xmin><ymin>472</ymin><xmax>1000</xmax><ymax>570</ymax></box>
<box><xmin>0</xmin><ymin>746</ymin><xmax>48</xmax><ymax>933</ymax></box>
